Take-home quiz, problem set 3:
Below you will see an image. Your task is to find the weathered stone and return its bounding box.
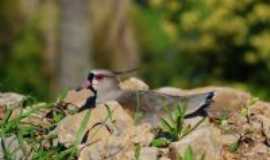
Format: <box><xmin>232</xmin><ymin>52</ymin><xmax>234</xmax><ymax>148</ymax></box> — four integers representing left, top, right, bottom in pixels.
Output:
<box><xmin>218</xmin><ymin>133</ymin><xmax>240</xmax><ymax>146</ymax></box>
<box><xmin>169</xmin><ymin>126</ymin><xmax>221</xmax><ymax>160</ymax></box>
<box><xmin>0</xmin><ymin>135</ymin><xmax>25</xmax><ymax>160</ymax></box>
<box><xmin>131</xmin><ymin>123</ymin><xmax>154</xmax><ymax>146</ymax></box>
<box><xmin>139</xmin><ymin>147</ymin><xmax>160</xmax><ymax>160</ymax></box>
<box><xmin>79</xmin><ymin>137</ymin><xmax>129</xmax><ymax>160</ymax></box>
<box><xmin>120</xmin><ymin>77</ymin><xmax>149</xmax><ymax>91</ymax></box>
<box><xmin>239</xmin><ymin>143</ymin><xmax>270</xmax><ymax>160</ymax></box>
<box><xmin>251</xmin><ymin>101</ymin><xmax>270</xmax><ymax>117</ymax></box>
<box><xmin>64</xmin><ymin>89</ymin><xmax>95</xmax><ymax>108</ymax></box>
<box><xmin>260</xmin><ymin>115</ymin><xmax>270</xmax><ymax>145</ymax></box>
<box><xmin>0</xmin><ymin>93</ymin><xmax>25</xmax><ymax>119</ymax></box>
<box><xmin>22</xmin><ymin>102</ymin><xmax>53</xmax><ymax>128</ymax></box>
<box><xmin>0</xmin><ymin>93</ymin><xmax>25</xmax><ymax>109</ymax></box>
<box><xmin>159</xmin><ymin>157</ymin><xmax>171</xmax><ymax>160</ymax></box>
<box><xmin>78</xmin><ymin>123</ymin><xmax>155</xmax><ymax>160</ymax></box>
<box><xmin>58</xmin><ymin>101</ymin><xmax>155</xmax><ymax>160</ymax></box>
<box><xmin>118</xmin><ymin>147</ymin><xmax>165</xmax><ymax>160</ymax></box>
<box><xmin>57</xmin><ymin>101</ymin><xmax>134</xmax><ymax>147</ymax></box>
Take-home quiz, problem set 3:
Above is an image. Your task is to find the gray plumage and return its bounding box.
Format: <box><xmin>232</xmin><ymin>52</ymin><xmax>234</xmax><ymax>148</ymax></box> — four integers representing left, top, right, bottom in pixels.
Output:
<box><xmin>81</xmin><ymin>69</ymin><xmax>214</xmax><ymax>124</ymax></box>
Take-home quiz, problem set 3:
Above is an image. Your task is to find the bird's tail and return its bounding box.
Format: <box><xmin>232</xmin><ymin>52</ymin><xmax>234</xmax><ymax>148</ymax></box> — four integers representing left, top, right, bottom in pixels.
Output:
<box><xmin>183</xmin><ymin>91</ymin><xmax>215</xmax><ymax>118</ymax></box>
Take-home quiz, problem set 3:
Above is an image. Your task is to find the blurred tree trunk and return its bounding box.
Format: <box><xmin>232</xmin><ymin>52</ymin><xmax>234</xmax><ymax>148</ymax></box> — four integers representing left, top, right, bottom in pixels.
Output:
<box><xmin>19</xmin><ymin>0</ymin><xmax>39</xmax><ymax>18</ymax></box>
<box><xmin>58</xmin><ymin>0</ymin><xmax>92</xmax><ymax>89</ymax></box>
<box><xmin>90</xmin><ymin>0</ymin><xmax>139</xmax><ymax>71</ymax></box>
<box><xmin>40</xmin><ymin>0</ymin><xmax>59</xmax><ymax>96</ymax></box>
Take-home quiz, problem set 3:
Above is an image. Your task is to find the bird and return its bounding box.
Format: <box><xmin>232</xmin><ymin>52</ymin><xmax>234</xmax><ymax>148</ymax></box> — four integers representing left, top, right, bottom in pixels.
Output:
<box><xmin>77</xmin><ymin>69</ymin><xmax>215</xmax><ymax>125</ymax></box>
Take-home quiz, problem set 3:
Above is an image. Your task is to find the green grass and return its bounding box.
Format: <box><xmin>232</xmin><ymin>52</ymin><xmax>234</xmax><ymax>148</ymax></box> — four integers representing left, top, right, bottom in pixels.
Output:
<box><xmin>0</xmin><ymin>95</ymin><xmax>207</xmax><ymax>159</ymax></box>
<box><xmin>151</xmin><ymin>103</ymin><xmax>206</xmax><ymax>148</ymax></box>
<box><xmin>240</xmin><ymin>97</ymin><xmax>259</xmax><ymax>122</ymax></box>
<box><xmin>133</xmin><ymin>143</ymin><xmax>141</xmax><ymax>160</ymax></box>
<box><xmin>0</xmin><ymin>96</ymin><xmax>81</xmax><ymax>160</ymax></box>
<box><xmin>178</xmin><ymin>146</ymin><xmax>205</xmax><ymax>160</ymax></box>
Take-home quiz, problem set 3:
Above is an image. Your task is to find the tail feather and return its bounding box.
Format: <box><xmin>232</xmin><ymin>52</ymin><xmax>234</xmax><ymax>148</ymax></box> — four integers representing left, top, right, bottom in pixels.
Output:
<box><xmin>184</xmin><ymin>91</ymin><xmax>215</xmax><ymax>118</ymax></box>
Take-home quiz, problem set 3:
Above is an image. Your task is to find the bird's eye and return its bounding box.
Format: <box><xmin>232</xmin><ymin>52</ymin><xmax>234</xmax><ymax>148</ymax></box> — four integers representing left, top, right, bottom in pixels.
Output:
<box><xmin>95</xmin><ymin>74</ymin><xmax>104</xmax><ymax>80</ymax></box>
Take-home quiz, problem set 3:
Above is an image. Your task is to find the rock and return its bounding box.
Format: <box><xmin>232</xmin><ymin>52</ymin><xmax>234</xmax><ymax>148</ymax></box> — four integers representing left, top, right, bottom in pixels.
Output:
<box><xmin>159</xmin><ymin>157</ymin><xmax>171</xmax><ymax>160</ymax></box>
<box><xmin>120</xmin><ymin>77</ymin><xmax>149</xmax><ymax>91</ymax></box>
<box><xmin>57</xmin><ymin>101</ymin><xmax>134</xmax><ymax>146</ymax></box>
<box><xmin>64</xmin><ymin>89</ymin><xmax>95</xmax><ymax>109</ymax></box>
<box><xmin>251</xmin><ymin>101</ymin><xmax>270</xmax><ymax>117</ymax></box>
<box><xmin>3</xmin><ymin>85</ymin><xmax>270</xmax><ymax>160</ymax></box>
<box><xmin>238</xmin><ymin>143</ymin><xmax>270</xmax><ymax>160</ymax></box>
<box><xmin>0</xmin><ymin>93</ymin><xmax>25</xmax><ymax>119</ymax></box>
<box><xmin>57</xmin><ymin>101</ymin><xmax>156</xmax><ymax>160</ymax></box>
<box><xmin>218</xmin><ymin>133</ymin><xmax>240</xmax><ymax>146</ymax></box>
<box><xmin>21</xmin><ymin>102</ymin><xmax>54</xmax><ymax>128</ymax></box>
<box><xmin>260</xmin><ymin>115</ymin><xmax>270</xmax><ymax>145</ymax></box>
<box><xmin>169</xmin><ymin>125</ymin><xmax>221</xmax><ymax>160</ymax></box>
<box><xmin>120</xmin><ymin>147</ymin><xmax>167</xmax><ymax>160</ymax></box>
<box><xmin>0</xmin><ymin>135</ymin><xmax>25</xmax><ymax>160</ymax></box>
<box><xmin>139</xmin><ymin>147</ymin><xmax>160</xmax><ymax>160</ymax></box>
<box><xmin>78</xmin><ymin>126</ymin><xmax>155</xmax><ymax>160</ymax></box>
<box><xmin>0</xmin><ymin>93</ymin><xmax>25</xmax><ymax>109</ymax></box>
<box><xmin>79</xmin><ymin>137</ymin><xmax>129</xmax><ymax>160</ymax></box>
<box><xmin>157</xmin><ymin>86</ymin><xmax>251</xmax><ymax>118</ymax></box>
<box><xmin>156</xmin><ymin>87</ymin><xmax>186</xmax><ymax>96</ymax></box>
<box><xmin>131</xmin><ymin>123</ymin><xmax>154</xmax><ymax>146</ymax></box>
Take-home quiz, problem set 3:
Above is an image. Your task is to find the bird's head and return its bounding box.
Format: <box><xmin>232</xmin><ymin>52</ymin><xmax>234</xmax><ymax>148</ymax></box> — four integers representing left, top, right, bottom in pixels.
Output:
<box><xmin>78</xmin><ymin>69</ymin><xmax>120</xmax><ymax>93</ymax></box>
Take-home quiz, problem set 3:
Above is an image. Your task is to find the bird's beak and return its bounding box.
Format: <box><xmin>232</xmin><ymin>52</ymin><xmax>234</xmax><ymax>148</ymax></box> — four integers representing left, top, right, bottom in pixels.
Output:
<box><xmin>76</xmin><ymin>80</ymin><xmax>91</xmax><ymax>91</ymax></box>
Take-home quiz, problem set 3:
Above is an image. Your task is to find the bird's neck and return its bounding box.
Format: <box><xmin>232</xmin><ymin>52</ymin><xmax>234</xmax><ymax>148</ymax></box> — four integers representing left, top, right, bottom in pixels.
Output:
<box><xmin>95</xmin><ymin>87</ymin><xmax>123</xmax><ymax>104</ymax></box>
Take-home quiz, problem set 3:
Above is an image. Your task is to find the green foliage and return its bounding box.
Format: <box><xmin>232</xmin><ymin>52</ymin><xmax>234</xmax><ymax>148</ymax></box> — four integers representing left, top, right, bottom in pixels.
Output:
<box><xmin>240</xmin><ymin>97</ymin><xmax>259</xmax><ymax>121</ymax></box>
<box><xmin>216</xmin><ymin>112</ymin><xmax>229</xmax><ymax>127</ymax></box>
<box><xmin>150</xmin><ymin>137</ymin><xmax>171</xmax><ymax>148</ymax></box>
<box><xmin>1</xmin><ymin>0</ymin><xmax>270</xmax><ymax>102</ymax></box>
<box><xmin>133</xmin><ymin>0</ymin><xmax>270</xmax><ymax>100</ymax></box>
<box><xmin>228</xmin><ymin>140</ymin><xmax>240</xmax><ymax>153</ymax></box>
<box><xmin>133</xmin><ymin>143</ymin><xmax>141</xmax><ymax>160</ymax></box>
<box><xmin>151</xmin><ymin>103</ymin><xmax>205</xmax><ymax>147</ymax></box>
<box><xmin>75</xmin><ymin>110</ymin><xmax>91</xmax><ymax>145</ymax></box>
<box><xmin>0</xmin><ymin>97</ymin><xmax>78</xmax><ymax>160</ymax></box>
<box><xmin>0</xmin><ymin>0</ymin><xmax>49</xmax><ymax>100</ymax></box>
<box><xmin>178</xmin><ymin>146</ymin><xmax>205</xmax><ymax>160</ymax></box>
<box><xmin>160</xmin><ymin>104</ymin><xmax>186</xmax><ymax>141</ymax></box>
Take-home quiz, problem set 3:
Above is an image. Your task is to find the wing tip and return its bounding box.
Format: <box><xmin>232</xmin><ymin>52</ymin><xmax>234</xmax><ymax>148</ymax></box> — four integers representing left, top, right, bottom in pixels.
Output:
<box><xmin>206</xmin><ymin>91</ymin><xmax>215</xmax><ymax>105</ymax></box>
<box><xmin>185</xmin><ymin>91</ymin><xmax>215</xmax><ymax>118</ymax></box>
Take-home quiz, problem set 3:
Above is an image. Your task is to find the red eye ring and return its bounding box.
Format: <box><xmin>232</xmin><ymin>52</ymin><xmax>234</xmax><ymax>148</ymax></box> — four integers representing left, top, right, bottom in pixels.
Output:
<box><xmin>95</xmin><ymin>74</ymin><xmax>104</xmax><ymax>80</ymax></box>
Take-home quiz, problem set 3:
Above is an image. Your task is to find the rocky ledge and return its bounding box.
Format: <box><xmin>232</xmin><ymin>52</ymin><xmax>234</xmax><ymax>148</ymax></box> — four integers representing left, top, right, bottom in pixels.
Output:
<box><xmin>0</xmin><ymin>78</ymin><xmax>270</xmax><ymax>160</ymax></box>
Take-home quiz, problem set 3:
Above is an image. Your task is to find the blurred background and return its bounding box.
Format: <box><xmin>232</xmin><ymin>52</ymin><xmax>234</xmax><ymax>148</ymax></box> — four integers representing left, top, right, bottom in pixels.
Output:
<box><xmin>0</xmin><ymin>0</ymin><xmax>270</xmax><ymax>101</ymax></box>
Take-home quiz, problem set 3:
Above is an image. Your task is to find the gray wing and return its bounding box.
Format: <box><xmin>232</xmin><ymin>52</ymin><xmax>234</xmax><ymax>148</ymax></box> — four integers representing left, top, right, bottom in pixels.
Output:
<box><xmin>117</xmin><ymin>90</ymin><xmax>214</xmax><ymax>116</ymax></box>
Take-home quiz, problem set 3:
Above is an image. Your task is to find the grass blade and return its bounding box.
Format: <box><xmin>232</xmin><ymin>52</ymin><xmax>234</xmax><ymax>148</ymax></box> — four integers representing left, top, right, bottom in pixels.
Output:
<box><xmin>75</xmin><ymin>110</ymin><xmax>91</xmax><ymax>145</ymax></box>
<box><xmin>160</xmin><ymin>118</ymin><xmax>173</xmax><ymax>132</ymax></box>
<box><xmin>183</xmin><ymin>146</ymin><xmax>194</xmax><ymax>160</ymax></box>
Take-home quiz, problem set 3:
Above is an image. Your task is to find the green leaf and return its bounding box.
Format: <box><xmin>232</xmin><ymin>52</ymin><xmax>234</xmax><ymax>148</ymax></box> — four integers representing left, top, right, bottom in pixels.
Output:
<box><xmin>160</xmin><ymin>118</ymin><xmax>174</xmax><ymax>132</ymax></box>
<box><xmin>2</xmin><ymin>109</ymin><xmax>12</xmax><ymax>125</ymax></box>
<box><xmin>134</xmin><ymin>143</ymin><xmax>141</xmax><ymax>160</ymax></box>
<box><xmin>175</xmin><ymin>114</ymin><xmax>184</xmax><ymax>138</ymax></box>
<box><xmin>105</xmin><ymin>104</ymin><xmax>113</xmax><ymax>122</ymax></box>
<box><xmin>228</xmin><ymin>140</ymin><xmax>240</xmax><ymax>153</ymax></box>
<box><xmin>164</xmin><ymin>105</ymin><xmax>176</xmax><ymax>123</ymax></box>
<box><xmin>75</xmin><ymin>110</ymin><xmax>91</xmax><ymax>145</ymax></box>
<box><xmin>0</xmin><ymin>135</ymin><xmax>14</xmax><ymax>160</ymax></box>
<box><xmin>150</xmin><ymin>138</ymin><xmax>170</xmax><ymax>147</ymax></box>
<box><xmin>199</xmin><ymin>152</ymin><xmax>206</xmax><ymax>160</ymax></box>
<box><xmin>183</xmin><ymin>146</ymin><xmax>194</xmax><ymax>160</ymax></box>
